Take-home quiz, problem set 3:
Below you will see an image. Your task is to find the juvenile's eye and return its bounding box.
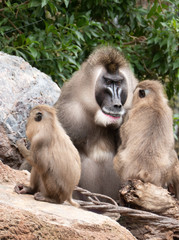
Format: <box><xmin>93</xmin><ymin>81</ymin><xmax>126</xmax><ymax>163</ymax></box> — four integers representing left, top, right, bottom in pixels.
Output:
<box><xmin>35</xmin><ymin>112</ymin><xmax>42</xmax><ymax>122</ymax></box>
<box><xmin>139</xmin><ymin>89</ymin><xmax>146</xmax><ymax>98</ymax></box>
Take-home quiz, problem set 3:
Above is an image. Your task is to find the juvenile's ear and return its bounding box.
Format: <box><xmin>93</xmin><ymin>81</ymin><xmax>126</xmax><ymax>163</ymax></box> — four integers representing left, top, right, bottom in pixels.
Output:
<box><xmin>35</xmin><ymin>112</ymin><xmax>43</xmax><ymax>122</ymax></box>
<box><xmin>139</xmin><ymin>89</ymin><xmax>146</xmax><ymax>98</ymax></box>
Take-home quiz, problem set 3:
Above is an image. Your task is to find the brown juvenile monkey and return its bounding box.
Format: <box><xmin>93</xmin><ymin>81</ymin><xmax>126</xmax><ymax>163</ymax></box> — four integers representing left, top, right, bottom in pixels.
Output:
<box><xmin>55</xmin><ymin>46</ymin><xmax>138</xmax><ymax>200</ymax></box>
<box><xmin>114</xmin><ymin>80</ymin><xmax>179</xmax><ymax>199</ymax></box>
<box><xmin>15</xmin><ymin>105</ymin><xmax>81</xmax><ymax>207</ymax></box>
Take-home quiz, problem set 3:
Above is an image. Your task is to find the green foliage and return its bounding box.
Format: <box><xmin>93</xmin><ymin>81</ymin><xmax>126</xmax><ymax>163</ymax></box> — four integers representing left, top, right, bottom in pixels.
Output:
<box><xmin>0</xmin><ymin>0</ymin><xmax>178</xmax><ymax>94</ymax></box>
<box><xmin>174</xmin><ymin>113</ymin><xmax>179</xmax><ymax>140</ymax></box>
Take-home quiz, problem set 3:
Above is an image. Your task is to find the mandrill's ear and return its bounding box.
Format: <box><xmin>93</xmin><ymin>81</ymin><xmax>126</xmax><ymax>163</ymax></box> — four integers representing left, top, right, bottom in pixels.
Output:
<box><xmin>34</xmin><ymin>112</ymin><xmax>43</xmax><ymax>122</ymax></box>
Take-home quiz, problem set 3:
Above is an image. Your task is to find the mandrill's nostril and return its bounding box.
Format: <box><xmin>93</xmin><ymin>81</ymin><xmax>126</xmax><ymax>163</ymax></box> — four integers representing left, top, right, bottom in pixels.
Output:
<box><xmin>113</xmin><ymin>103</ymin><xmax>122</xmax><ymax>109</ymax></box>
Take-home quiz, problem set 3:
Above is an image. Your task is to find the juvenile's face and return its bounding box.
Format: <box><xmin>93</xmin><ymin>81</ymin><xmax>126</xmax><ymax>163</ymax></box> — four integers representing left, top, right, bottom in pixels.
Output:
<box><xmin>25</xmin><ymin>105</ymin><xmax>55</xmax><ymax>141</ymax></box>
<box><xmin>132</xmin><ymin>80</ymin><xmax>163</xmax><ymax>107</ymax></box>
<box><xmin>25</xmin><ymin>108</ymin><xmax>43</xmax><ymax>140</ymax></box>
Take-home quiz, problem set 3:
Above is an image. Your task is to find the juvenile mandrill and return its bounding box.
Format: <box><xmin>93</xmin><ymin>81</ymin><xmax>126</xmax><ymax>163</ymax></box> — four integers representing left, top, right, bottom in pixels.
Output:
<box><xmin>114</xmin><ymin>80</ymin><xmax>179</xmax><ymax>199</ymax></box>
<box><xmin>55</xmin><ymin>46</ymin><xmax>138</xmax><ymax>199</ymax></box>
<box><xmin>15</xmin><ymin>105</ymin><xmax>81</xmax><ymax>207</ymax></box>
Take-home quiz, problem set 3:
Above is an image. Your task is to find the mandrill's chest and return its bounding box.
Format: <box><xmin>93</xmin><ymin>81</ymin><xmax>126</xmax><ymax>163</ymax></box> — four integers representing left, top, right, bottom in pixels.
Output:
<box><xmin>82</xmin><ymin>128</ymin><xmax>118</xmax><ymax>163</ymax></box>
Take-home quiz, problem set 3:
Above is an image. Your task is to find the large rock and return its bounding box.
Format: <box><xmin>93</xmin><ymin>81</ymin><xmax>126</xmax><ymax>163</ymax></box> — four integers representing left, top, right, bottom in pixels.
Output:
<box><xmin>0</xmin><ymin>52</ymin><xmax>60</xmax><ymax>168</ymax></box>
<box><xmin>0</xmin><ymin>161</ymin><xmax>136</xmax><ymax>240</ymax></box>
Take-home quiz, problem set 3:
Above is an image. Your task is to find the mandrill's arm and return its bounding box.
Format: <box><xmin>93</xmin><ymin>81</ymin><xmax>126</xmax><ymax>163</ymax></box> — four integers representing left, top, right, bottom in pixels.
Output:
<box><xmin>16</xmin><ymin>139</ymin><xmax>35</xmax><ymax>167</ymax></box>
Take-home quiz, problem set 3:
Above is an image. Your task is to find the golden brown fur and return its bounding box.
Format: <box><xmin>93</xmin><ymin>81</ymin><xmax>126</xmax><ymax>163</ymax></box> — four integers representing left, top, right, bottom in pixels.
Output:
<box><xmin>15</xmin><ymin>105</ymin><xmax>81</xmax><ymax>207</ymax></box>
<box><xmin>114</xmin><ymin>80</ymin><xmax>179</xmax><ymax>199</ymax></box>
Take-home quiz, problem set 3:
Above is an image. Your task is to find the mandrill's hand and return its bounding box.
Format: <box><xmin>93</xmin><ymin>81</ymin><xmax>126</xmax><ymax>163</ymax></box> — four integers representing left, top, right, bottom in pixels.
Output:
<box><xmin>16</xmin><ymin>138</ymin><xmax>30</xmax><ymax>159</ymax></box>
<box><xmin>16</xmin><ymin>138</ymin><xmax>26</xmax><ymax>148</ymax></box>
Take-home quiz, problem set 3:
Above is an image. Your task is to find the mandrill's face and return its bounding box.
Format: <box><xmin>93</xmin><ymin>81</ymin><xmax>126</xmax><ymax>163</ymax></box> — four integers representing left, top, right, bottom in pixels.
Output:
<box><xmin>94</xmin><ymin>67</ymin><xmax>128</xmax><ymax>128</ymax></box>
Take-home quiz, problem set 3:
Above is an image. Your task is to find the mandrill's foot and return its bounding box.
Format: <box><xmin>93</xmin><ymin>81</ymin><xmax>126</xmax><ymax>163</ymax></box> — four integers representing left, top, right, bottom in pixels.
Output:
<box><xmin>34</xmin><ymin>192</ymin><xmax>46</xmax><ymax>201</ymax></box>
<box><xmin>34</xmin><ymin>192</ymin><xmax>57</xmax><ymax>204</ymax></box>
<box><xmin>14</xmin><ymin>183</ymin><xmax>34</xmax><ymax>194</ymax></box>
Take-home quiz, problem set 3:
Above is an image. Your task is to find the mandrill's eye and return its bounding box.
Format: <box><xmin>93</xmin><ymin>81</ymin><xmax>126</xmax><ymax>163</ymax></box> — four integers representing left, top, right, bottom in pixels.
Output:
<box><xmin>35</xmin><ymin>112</ymin><xmax>42</xmax><ymax>122</ymax></box>
<box><xmin>139</xmin><ymin>89</ymin><xmax>146</xmax><ymax>98</ymax></box>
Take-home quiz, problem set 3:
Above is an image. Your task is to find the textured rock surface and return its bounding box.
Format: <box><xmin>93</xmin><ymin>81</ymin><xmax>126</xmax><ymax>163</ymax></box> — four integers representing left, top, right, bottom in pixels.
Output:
<box><xmin>0</xmin><ymin>161</ymin><xmax>136</xmax><ymax>240</ymax></box>
<box><xmin>0</xmin><ymin>52</ymin><xmax>60</xmax><ymax>168</ymax></box>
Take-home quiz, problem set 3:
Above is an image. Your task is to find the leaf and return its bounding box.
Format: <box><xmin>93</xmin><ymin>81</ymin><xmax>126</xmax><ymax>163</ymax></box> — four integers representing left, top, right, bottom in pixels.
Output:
<box><xmin>151</xmin><ymin>61</ymin><xmax>160</xmax><ymax>69</ymax></box>
<box><xmin>173</xmin><ymin>59</ymin><xmax>179</xmax><ymax>70</ymax></box>
<box><xmin>173</xmin><ymin>113</ymin><xmax>179</xmax><ymax>121</ymax></box>
<box><xmin>136</xmin><ymin>13</ymin><xmax>142</xmax><ymax>25</ymax></box>
<box><xmin>153</xmin><ymin>53</ymin><xmax>161</xmax><ymax>62</ymax></box>
<box><xmin>147</xmin><ymin>2</ymin><xmax>157</xmax><ymax>18</ymax></box>
<box><xmin>5</xmin><ymin>0</ymin><xmax>11</xmax><ymax>7</ymax></box>
<box><xmin>63</xmin><ymin>0</ymin><xmax>70</xmax><ymax>8</ymax></box>
<box><xmin>28</xmin><ymin>46</ymin><xmax>38</xmax><ymax>59</ymax></box>
<box><xmin>174</xmin><ymin>133</ymin><xmax>178</xmax><ymax>141</ymax></box>
<box><xmin>16</xmin><ymin>50</ymin><xmax>28</xmax><ymax>61</ymax></box>
<box><xmin>68</xmin><ymin>56</ymin><xmax>77</xmax><ymax>65</ymax></box>
<box><xmin>135</xmin><ymin>61</ymin><xmax>144</xmax><ymax>71</ymax></box>
<box><xmin>69</xmin><ymin>15</ymin><xmax>75</xmax><ymax>24</ymax></box>
<box><xmin>57</xmin><ymin>61</ymin><xmax>63</xmax><ymax>72</ymax></box>
<box><xmin>75</xmin><ymin>31</ymin><xmax>85</xmax><ymax>41</ymax></box>
<box><xmin>28</xmin><ymin>0</ymin><xmax>41</xmax><ymax>7</ymax></box>
<box><xmin>85</xmin><ymin>31</ymin><xmax>92</xmax><ymax>39</ymax></box>
<box><xmin>41</xmin><ymin>0</ymin><xmax>49</xmax><ymax>8</ymax></box>
<box><xmin>160</xmin><ymin>39</ymin><xmax>167</xmax><ymax>48</ymax></box>
<box><xmin>0</xmin><ymin>18</ymin><xmax>8</xmax><ymax>27</ymax></box>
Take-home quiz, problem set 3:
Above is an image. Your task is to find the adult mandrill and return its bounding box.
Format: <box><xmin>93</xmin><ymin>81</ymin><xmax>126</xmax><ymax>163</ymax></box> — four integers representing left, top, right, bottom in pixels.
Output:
<box><xmin>55</xmin><ymin>46</ymin><xmax>138</xmax><ymax>200</ymax></box>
